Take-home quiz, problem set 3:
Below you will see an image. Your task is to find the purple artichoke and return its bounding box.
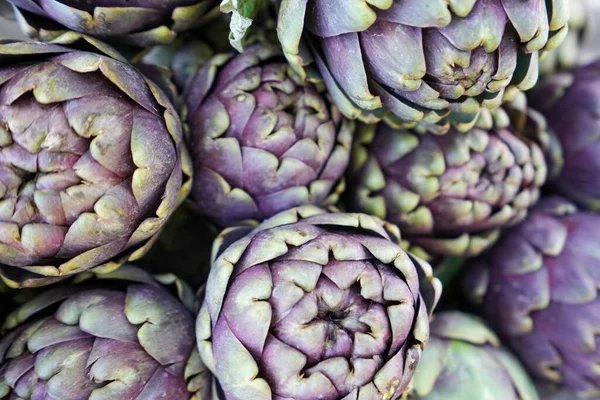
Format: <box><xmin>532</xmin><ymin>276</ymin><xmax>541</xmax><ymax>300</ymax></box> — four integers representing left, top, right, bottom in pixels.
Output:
<box><xmin>347</xmin><ymin>95</ymin><xmax>549</xmax><ymax>257</ymax></box>
<box><xmin>463</xmin><ymin>197</ymin><xmax>600</xmax><ymax>397</ymax></box>
<box><xmin>0</xmin><ymin>265</ymin><xmax>210</xmax><ymax>399</ymax></box>
<box><xmin>196</xmin><ymin>206</ymin><xmax>441</xmax><ymax>400</ymax></box>
<box><xmin>529</xmin><ymin>59</ymin><xmax>600</xmax><ymax>211</ymax></box>
<box><xmin>411</xmin><ymin>312</ymin><xmax>539</xmax><ymax>400</ymax></box>
<box><xmin>182</xmin><ymin>42</ymin><xmax>354</xmax><ymax>227</ymax></box>
<box><xmin>2</xmin><ymin>0</ymin><xmax>219</xmax><ymax>46</ymax></box>
<box><xmin>277</xmin><ymin>0</ymin><xmax>569</xmax><ymax>132</ymax></box>
<box><xmin>0</xmin><ymin>37</ymin><xmax>192</xmax><ymax>288</ymax></box>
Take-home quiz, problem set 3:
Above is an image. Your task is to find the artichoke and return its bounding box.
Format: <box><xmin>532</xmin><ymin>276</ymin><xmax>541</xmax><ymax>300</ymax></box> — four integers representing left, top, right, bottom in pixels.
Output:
<box><xmin>462</xmin><ymin>197</ymin><xmax>600</xmax><ymax>397</ymax></box>
<box><xmin>411</xmin><ymin>311</ymin><xmax>539</xmax><ymax>400</ymax></box>
<box><xmin>277</xmin><ymin>0</ymin><xmax>569</xmax><ymax>131</ymax></box>
<box><xmin>529</xmin><ymin>59</ymin><xmax>600</xmax><ymax>211</ymax></box>
<box><xmin>2</xmin><ymin>0</ymin><xmax>219</xmax><ymax>46</ymax></box>
<box><xmin>196</xmin><ymin>206</ymin><xmax>442</xmax><ymax>400</ymax></box>
<box><xmin>0</xmin><ymin>36</ymin><xmax>192</xmax><ymax>288</ymax></box>
<box><xmin>181</xmin><ymin>42</ymin><xmax>354</xmax><ymax>227</ymax></box>
<box><xmin>540</xmin><ymin>0</ymin><xmax>600</xmax><ymax>74</ymax></box>
<box><xmin>0</xmin><ymin>265</ymin><xmax>209</xmax><ymax>399</ymax></box>
<box><xmin>347</xmin><ymin>94</ymin><xmax>548</xmax><ymax>258</ymax></box>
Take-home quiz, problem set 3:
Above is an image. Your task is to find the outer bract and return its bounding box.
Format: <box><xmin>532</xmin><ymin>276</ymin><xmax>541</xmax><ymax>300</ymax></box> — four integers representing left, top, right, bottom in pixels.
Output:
<box><xmin>463</xmin><ymin>197</ymin><xmax>600</xmax><ymax>397</ymax></box>
<box><xmin>196</xmin><ymin>206</ymin><xmax>442</xmax><ymax>400</ymax></box>
<box><xmin>411</xmin><ymin>312</ymin><xmax>539</xmax><ymax>400</ymax></box>
<box><xmin>277</xmin><ymin>0</ymin><xmax>569</xmax><ymax>132</ymax></box>
<box><xmin>3</xmin><ymin>0</ymin><xmax>219</xmax><ymax>46</ymax></box>
<box><xmin>0</xmin><ymin>265</ymin><xmax>209</xmax><ymax>399</ymax></box>
<box><xmin>0</xmin><ymin>36</ymin><xmax>192</xmax><ymax>288</ymax></box>
<box><xmin>529</xmin><ymin>60</ymin><xmax>600</xmax><ymax>211</ymax></box>
<box><xmin>183</xmin><ymin>42</ymin><xmax>354</xmax><ymax>227</ymax></box>
<box><xmin>347</xmin><ymin>95</ymin><xmax>548</xmax><ymax>258</ymax></box>
<box><xmin>540</xmin><ymin>0</ymin><xmax>600</xmax><ymax>74</ymax></box>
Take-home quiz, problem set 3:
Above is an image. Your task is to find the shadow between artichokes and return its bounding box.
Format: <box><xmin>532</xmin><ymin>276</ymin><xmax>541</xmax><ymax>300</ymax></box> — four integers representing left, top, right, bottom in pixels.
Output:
<box><xmin>196</xmin><ymin>206</ymin><xmax>442</xmax><ymax>400</ymax></box>
<box><xmin>135</xmin><ymin>202</ymin><xmax>218</xmax><ymax>290</ymax></box>
<box><xmin>538</xmin><ymin>384</ymin><xmax>600</xmax><ymax>400</ymax></box>
<box><xmin>0</xmin><ymin>34</ymin><xmax>193</xmax><ymax>288</ymax></box>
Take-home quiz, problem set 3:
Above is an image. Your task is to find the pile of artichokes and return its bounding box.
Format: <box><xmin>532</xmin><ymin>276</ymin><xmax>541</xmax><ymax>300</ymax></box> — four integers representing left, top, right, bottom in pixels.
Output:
<box><xmin>0</xmin><ymin>1</ymin><xmax>598</xmax><ymax>399</ymax></box>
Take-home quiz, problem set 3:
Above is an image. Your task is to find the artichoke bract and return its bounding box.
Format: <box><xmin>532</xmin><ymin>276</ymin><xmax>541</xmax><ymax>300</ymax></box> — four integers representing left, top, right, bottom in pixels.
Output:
<box><xmin>411</xmin><ymin>312</ymin><xmax>539</xmax><ymax>400</ymax></box>
<box><xmin>0</xmin><ymin>265</ymin><xmax>208</xmax><ymax>399</ymax></box>
<box><xmin>529</xmin><ymin>60</ymin><xmax>600</xmax><ymax>211</ymax></box>
<box><xmin>0</xmin><ymin>36</ymin><xmax>192</xmax><ymax>288</ymax></box>
<box><xmin>347</xmin><ymin>97</ymin><xmax>548</xmax><ymax>258</ymax></box>
<box><xmin>196</xmin><ymin>206</ymin><xmax>442</xmax><ymax>400</ymax></box>
<box><xmin>183</xmin><ymin>42</ymin><xmax>354</xmax><ymax>227</ymax></box>
<box><xmin>462</xmin><ymin>197</ymin><xmax>600</xmax><ymax>397</ymax></box>
<box><xmin>277</xmin><ymin>0</ymin><xmax>569</xmax><ymax>131</ymax></box>
<box><xmin>3</xmin><ymin>0</ymin><xmax>218</xmax><ymax>46</ymax></box>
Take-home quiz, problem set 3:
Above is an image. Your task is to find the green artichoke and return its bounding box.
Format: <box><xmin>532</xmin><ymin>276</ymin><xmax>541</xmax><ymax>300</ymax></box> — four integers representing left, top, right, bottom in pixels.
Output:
<box><xmin>347</xmin><ymin>93</ymin><xmax>549</xmax><ymax>258</ymax></box>
<box><xmin>2</xmin><ymin>0</ymin><xmax>219</xmax><ymax>47</ymax></box>
<box><xmin>276</xmin><ymin>0</ymin><xmax>569</xmax><ymax>131</ymax></box>
<box><xmin>0</xmin><ymin>35</ymin><xmax>192</xmax><ymax>288</ymax></box>
<box><xmin>462</xmin><ymin>197</ymin><xmax>600</xmax><ymax>397</ymax></box>
<box><xmin>411</xmin><ymin>311</ymin><xmax>539</xmax><ymax>400</ymax></box>
<box><xmin>180</xmin><ymin>42</ymin><xmax>354</xmax><ymax>227</ymax></box>
<box><xmin>540</xmin><ymin>0</ymin><xmax>600</xmax><ymax>74</ymax></box>
<box><xmin>0</xmin><ymin>265</ymin><xmax>210</xmax><ymax>399</ymax></box>
<box><xmin>197</xmin><ymin>206</ymin><xmax>441</xmax><ymax>400</ymax></box>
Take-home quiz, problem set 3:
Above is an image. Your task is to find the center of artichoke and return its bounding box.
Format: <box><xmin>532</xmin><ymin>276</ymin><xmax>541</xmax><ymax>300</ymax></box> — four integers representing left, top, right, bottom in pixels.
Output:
<box><xmin>311</xmin><ymin>280</ymin><xmax>372</xmax><ymax>361</ymax></box>
<box><xmin>247</xmin><ymin>227</ymin><xmax>424</xmax><ymax>400</ymax></box>
<box><xmin>320</xmin><ymin>309</ymin><xmax>350</xmax><ymax>325</ymax></box>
